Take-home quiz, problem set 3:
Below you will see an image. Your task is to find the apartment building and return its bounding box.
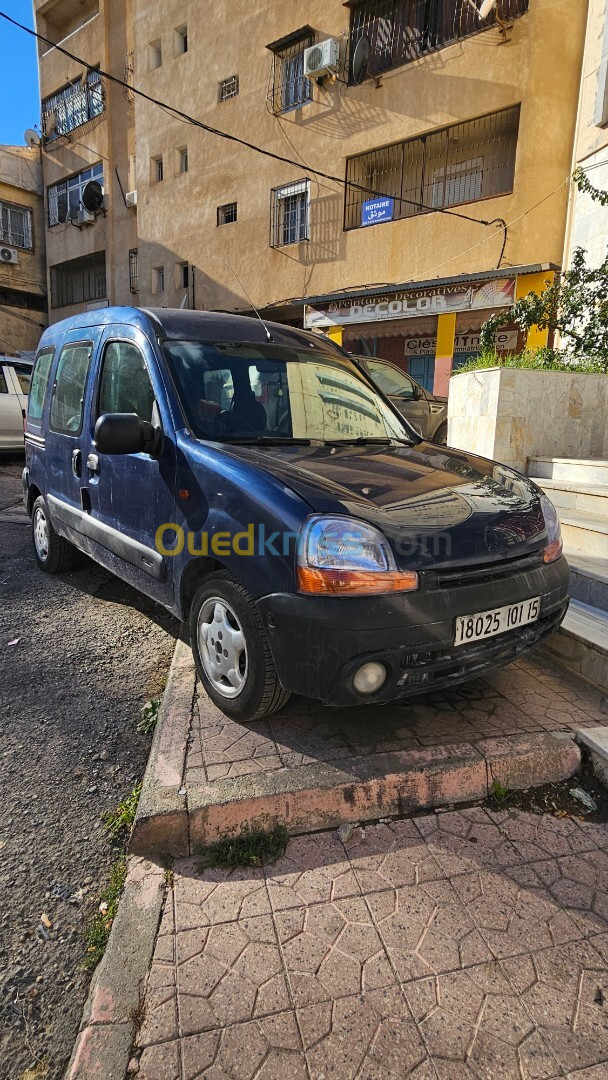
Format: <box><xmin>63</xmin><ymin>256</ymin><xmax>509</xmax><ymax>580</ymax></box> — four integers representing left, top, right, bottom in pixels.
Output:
<box><xmin>0</xmin><ymin>144</ymin><xmax>47</xmax><ymax>356</ymax></box>
<box><xmin>34</xmin><ymin>0</ymin><xmax>586</xmax><ymax>394</ymax></box>
<box><xmin>35</xmin><ymin>0</ymin><xmax>137</xmax><ymax>321</ymax></box>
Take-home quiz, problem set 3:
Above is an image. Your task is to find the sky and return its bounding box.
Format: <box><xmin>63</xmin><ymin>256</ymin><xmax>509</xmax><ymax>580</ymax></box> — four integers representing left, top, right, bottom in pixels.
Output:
<box><xmin>0</xmin><ymin>1</ymin><xmax>40</xmax><ymax>145</ymax></box>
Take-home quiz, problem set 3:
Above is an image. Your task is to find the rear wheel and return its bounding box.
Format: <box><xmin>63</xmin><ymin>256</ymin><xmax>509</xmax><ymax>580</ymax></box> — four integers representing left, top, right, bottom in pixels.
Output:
<box><xmin>31</xmin><ymin>495</ymin><xmax>74</xmax><ymax>573</ymax></box>
<box><xmin>190</xmin><ymin>570</ymin><xmax>290</xmax><ymax>723</ymax></box>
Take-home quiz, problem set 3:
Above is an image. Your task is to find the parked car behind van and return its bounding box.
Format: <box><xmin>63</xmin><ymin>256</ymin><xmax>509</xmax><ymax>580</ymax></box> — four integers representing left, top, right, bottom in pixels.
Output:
<box><xmin>1</xmin><ymin>356</ymin><xmax>31</xmax><ymax>450</ymax></box>
<box><xmin>352</xmin><ymin>356</ymin><xmax>448</xmax><ymax>443</ymax></box>
<box><xmin>23</xmin><ymin>308</ymin><xmax>568</xmax><ymax>723</ymax></box>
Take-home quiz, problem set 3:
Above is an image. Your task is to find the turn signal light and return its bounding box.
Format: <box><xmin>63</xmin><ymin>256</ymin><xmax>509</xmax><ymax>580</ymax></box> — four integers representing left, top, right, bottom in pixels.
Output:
<box><xmin>297</xmin><ymin>566</ymin><xmax>419</xmax><ymax>595</ymax></box>
<box><xmin>543</xmin><ymin>538</ymin><xmax>563</xmax><ymax>564</ymax></box>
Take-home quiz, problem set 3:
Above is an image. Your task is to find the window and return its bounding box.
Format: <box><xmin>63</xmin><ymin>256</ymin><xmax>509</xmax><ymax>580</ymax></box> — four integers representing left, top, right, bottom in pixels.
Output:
<box><xmin>0</xmin><ymin>287</ymin><xmax>46</xmax><ymax>312</ymax></box>
<box><xmin>152</xmin><ymin>156</ymin><xmax>164</xmax><ymax>183</ymax></box>
<box><xmin>175</xmin><ymin>25</ymin><xmax>188</xmax><ymax>54</ymax></box>
<box><xmin>12</xmin><ymin>364</ymin><xmax>32</xmax><ymax>394</ymax></box>
<box><xmin>348</xmin><ymin>0</ymin><xmax>529</xmax><ymax>82</ymax></box>
<box><xmin>219</xmin><ymin>74</ymin><xmax>239</xmax><ymax>101</ymax></box>
<box><xmin>344</xmin><ymin>105</ymin><xmax>520</xmax><ymax>229</ymax></box>
<box><xmin>271</xmin><ymin>181</ymin><xmax>309</xmax><ymax>246</ymax></box>
<box><xmin>50</xmin><ymin>251</ymin><xmax>106</xmax><ymax>308</ymax></box>
<box><xmin>154</xmin><ymin>266</ymin><xmax>165</xmax><ymax>293</ymax></box>
<box><xmin>0</xmin><ymin>370</ymin><xmax>7</xmax><ymax>394</ymax></box>
<box><xmin>178</xmin><ymin>263</ymin><xmax>189</xmax><ymax>288</ymax></box>
<box><xmin>217</xmin><ymin>202</ymin><xmax>238</xmax><ymax>226</ymax></box>
<box><xmin>368</xmin><ymin>360</ymin><xmax>415</xmax><ymax>399</ymax></box>
<box><xmin>98</xmin><ymin>342</ymin><xmax>155</xmax><ymax>423</ymax></box>
<box><xmin>129</xmin><ymin>248</ymin><xmax>138</xmax><ymax>294</ymax></box>
<box><xmin>49</xmin><ymin>342</ymin><xmax>93</xmax><ymax>434</ymax></box>
<box><xmin>28</xmin><ymin>348</ymin><xmax>54</xmax><ymax>422</ymax></box>
<box><xmin>178</xmin><ymin>148</ymin><xmax>189</xmax><ymax>174</ymax></box>
<box><xmin>42</xmin><ymin>68</ymin><xmax>103</xmax><ymax>141</ymax></box>
<box><xmin>149</xmin><ymin>39</ymin><xmax>162</xmax><ymax>69</ymax></box>
<box><xmin>267</xmin><ymin>28</ymin><xmax>313</xmax><ymax>114</ymax></box>
<box><xmin>47</xmin><ymin>163</ymin><xmax>103</xmax><ymax>227</ymax></box>
<box><xmin>0</xmin><ymin>202</ymin><xmax>33</xmax><ymax>249</ymax></box>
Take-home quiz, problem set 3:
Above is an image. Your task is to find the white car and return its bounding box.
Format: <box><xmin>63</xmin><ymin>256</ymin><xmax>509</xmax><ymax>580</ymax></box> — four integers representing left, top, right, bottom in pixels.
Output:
<box><xmin>0</xmin><ymin>357</ymin><xmax>31</xmax><ymax>450</ymax></box>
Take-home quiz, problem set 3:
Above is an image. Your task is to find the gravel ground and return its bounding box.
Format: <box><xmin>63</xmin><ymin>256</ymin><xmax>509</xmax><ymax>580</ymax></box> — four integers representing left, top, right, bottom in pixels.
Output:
<box><xmin>0</xmin><ymin>455</ymin><xmax>178</xmax><ymax>1080</ymax></box>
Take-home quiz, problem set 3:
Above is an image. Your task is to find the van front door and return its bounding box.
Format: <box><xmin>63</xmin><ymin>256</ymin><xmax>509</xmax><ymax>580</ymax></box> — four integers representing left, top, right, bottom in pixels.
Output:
<box><xmin>81</xmin><ymin>328</ymin><xmax>176</xmax><ymax>608</ymax></box>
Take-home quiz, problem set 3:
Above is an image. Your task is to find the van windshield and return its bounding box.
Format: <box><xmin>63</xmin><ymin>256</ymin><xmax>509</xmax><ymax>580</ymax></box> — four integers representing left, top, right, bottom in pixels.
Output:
<box><xmin>163</xmin><ymin>340</ymin><xmax>414</xmax><ymax>444</ymax></box>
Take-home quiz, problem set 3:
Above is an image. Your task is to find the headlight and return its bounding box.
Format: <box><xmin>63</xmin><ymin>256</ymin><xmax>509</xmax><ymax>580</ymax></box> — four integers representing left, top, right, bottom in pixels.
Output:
<box><xmin>540</xmin><ymin>493</ymin><xmax>563</xmax><ymax>564</ymax></box>
<box><xmin>297</xmin><ymin>515</ymin><xmax>419</xmax><ymax>595</ymax></box>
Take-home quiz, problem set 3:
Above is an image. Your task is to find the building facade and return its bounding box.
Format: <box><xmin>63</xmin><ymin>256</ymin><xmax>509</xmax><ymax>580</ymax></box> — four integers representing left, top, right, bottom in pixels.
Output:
<box><xmin>35</xmin><ymin>0</ymin><xmax>137</xmax><ymax>322</ymax></box>
<box><xmin>34</xmin><ymin>0</ymin><xmax>587</xmax><ymax>393</ymax></box>
<box><xmin>0</xmin><ymin>145</ymin><xmax>47</xmax><ymax>356</ymax></box>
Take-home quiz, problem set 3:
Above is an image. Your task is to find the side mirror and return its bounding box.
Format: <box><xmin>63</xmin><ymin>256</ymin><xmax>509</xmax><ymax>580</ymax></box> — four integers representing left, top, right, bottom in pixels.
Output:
<box><xmin>95</xmin><ymin>413</ymin><xmax>153</xmax><ymax>455</ymax></box>
<box><xmin>411</xmin><ymin>385</ymin><xmax>423</xmax><ymax>401</ymax></box>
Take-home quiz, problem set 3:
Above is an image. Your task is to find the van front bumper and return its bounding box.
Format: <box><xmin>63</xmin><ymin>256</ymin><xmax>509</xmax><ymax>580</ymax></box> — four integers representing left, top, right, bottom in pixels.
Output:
<box><xmin>256</xmin><ymin>555</ymin><xmax>569</xmax><ymax>707</ymax></box>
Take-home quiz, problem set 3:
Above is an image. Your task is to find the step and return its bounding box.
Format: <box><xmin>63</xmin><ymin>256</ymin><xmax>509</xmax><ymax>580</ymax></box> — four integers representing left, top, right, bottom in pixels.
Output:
<box><xmin>527</xmin><ymin>457</ymin><xmax>608</xmax><ymax>485</ymax></box>
<box><xmin>559</xmin><ymin>509</ymin><xmax>608</xmax><ymax>558</ymax></box>
<box><xmin>542</xmin><ymin>599</ymin><xmax>608</xmax><ymax>694</ymax></box>
<box><xmin>566</xmin><ymin>548</ymin><xmax>608</xmax><ymax>611</ymax></box>
<box><xmin>529</xmin><ymin>476</ymin><xmax>608</xmax><ymax>518</ymax></box>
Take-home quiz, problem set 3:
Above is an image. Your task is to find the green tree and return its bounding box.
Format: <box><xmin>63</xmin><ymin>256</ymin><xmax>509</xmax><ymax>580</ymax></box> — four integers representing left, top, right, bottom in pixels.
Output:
<box><xmin>480</xmin><ymin>168</ymin><xmax>608</xmax><ymax>372</ymax></box>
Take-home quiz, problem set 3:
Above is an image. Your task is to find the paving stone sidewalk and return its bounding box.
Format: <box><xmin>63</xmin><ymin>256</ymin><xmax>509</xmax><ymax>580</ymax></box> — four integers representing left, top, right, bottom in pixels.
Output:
<box><xmin>134</xmin><ymin>805</ymin><xmax>608</xmax><ymax>1079</ymax></box>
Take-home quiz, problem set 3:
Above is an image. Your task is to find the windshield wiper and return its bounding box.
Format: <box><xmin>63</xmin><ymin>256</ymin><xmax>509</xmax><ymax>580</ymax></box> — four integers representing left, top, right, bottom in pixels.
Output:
<box><xmin>324</xmin><ymin>436</ymin><xmax>410</xmax><ymax>446</ymax></box>
<box><xmin>219</xmin><ymin>436</ymin><xmax>312</xmax><ymax>446</ymax></box>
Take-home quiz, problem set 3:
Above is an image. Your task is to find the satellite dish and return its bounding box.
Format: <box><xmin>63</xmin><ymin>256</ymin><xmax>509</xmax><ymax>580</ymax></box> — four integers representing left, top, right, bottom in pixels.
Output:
<box><xmin>81</xmin><ymin>179</ymin><xmax>104</xmax><ymax>212</ymax></box>
<box><xmin>351</xmin><ymin>36</ymin><xmax>370</xmax><ymax>85</ymax></box>
<box><xmin>478</xmin><ymin>0</ymin><xmax>498</xmax><ymax>18</ymax></box>
<box><xmin>24</xmin><ymin>128</ymin><xmax>40</xmax><ymax>147</ymax></box>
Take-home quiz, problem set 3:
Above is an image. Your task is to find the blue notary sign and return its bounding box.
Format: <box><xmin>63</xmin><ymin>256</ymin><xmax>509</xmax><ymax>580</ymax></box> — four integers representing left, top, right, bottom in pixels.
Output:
<box><xmin>361</xmin><ymin>197</ymin><xmax>395</xmax><ymax>226</ymax></box>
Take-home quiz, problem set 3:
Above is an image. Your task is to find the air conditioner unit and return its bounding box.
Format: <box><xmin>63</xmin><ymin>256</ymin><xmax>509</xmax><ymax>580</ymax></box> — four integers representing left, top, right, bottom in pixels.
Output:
<box><xmin>125</xmin><ymin>189</ymin><xmax>138</xmax><ymax>208</ymax></box>
<box><xmin>75</xmin><ymin>208</ymin><xmax>95</xmax><ymax>227</ymax></box>
<box><xmin>0</xmin><ymin>246</ymin><xmax>18</xmax><ymax>264</ymax></box>
<box><xmin>304</xmin><ymin>38</ymin><xmax>340</xmax><ymax>79</ymax></box>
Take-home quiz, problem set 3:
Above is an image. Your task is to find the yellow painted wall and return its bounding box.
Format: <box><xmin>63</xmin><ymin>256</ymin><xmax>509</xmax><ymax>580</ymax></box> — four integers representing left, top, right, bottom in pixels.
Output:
<box><xmin>0</xmin><ymin>146</ymin><xmax>47</xmax><ymax>355</ymax></box>
<box><xmin>515</xmin><ymin>270</ymin><xmax>555</xmax><ymax>348</ymax></box>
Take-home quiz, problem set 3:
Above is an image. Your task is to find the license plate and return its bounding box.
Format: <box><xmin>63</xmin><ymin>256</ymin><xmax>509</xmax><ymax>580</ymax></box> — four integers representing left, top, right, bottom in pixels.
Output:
<box><xmin>454</xmin><ymin>597</ymin><xmax>541</xmax><ymax>646</ymax></box>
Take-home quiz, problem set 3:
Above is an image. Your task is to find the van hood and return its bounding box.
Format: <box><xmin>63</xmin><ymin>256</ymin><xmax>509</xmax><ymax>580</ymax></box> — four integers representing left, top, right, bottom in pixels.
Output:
<box><xmin>221</xmin><ymin>440</ymin><xmax>548</xmax><ymax>570</ymax></box>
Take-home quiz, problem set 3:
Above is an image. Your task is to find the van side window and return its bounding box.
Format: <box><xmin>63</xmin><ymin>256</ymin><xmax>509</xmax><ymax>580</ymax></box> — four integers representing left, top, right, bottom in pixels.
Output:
<box><xmin>98</xmin><ymin>342</ymin><xmax>155</xmax><ymax>422</ymax></box>
<box><xmin>28</xmin><ymin>348</ymin><xmax>54</xmax><ymax>421</ymax></box>
<box><xmin>50</xmin><ymin>343</ymin><xmax>93</xmax><ymax>435</ymax></box>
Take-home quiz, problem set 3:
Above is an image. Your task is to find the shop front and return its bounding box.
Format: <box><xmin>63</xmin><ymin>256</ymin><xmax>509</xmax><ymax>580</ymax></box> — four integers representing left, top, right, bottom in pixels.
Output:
<box><xmin>304</xmin><ymin>265</ymin><xmax>555</xmax><ymax>396</ymax></box>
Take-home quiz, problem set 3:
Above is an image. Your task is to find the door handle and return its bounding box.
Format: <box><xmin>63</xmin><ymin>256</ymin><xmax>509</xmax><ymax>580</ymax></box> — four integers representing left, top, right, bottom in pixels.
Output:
<box><xmin>71</xmin><ymin>449</ymin><xmax>82</xmax><ymax>478</ymax></box>
<box><xmin>87</xmin><ymin>453</ymin><xmax>100</xmax><ymax>474</ymax></box>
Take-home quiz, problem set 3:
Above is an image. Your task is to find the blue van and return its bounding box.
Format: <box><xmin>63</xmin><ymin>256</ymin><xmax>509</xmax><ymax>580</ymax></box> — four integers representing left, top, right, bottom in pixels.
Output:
<box><xmin>23</xmin><ymin>307</ymin><xmax>568</xmax><ymax>722</ymax></box>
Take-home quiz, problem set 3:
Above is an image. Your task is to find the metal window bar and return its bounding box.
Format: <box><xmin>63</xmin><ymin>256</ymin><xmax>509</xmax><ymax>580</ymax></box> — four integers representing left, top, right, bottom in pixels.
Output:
<box><xmin>129</xmin><ymin>249</ymin><xmax>138</xmax><ymax>293</ymax></box>
<box><xmin>47</xmin><ymin>163</ymin><xmax>103</xmax><ymax>227</ymax></box>
<box><xmin>219</xmin><ymin>75</ymin><xmax>239</xmax><ymax>101</ymax></box>
<box><xmin>271</xmin><ymin>181</ymin><xmax>310</xmax><ymax>246</ymax></box>
<box><xmin>348</xmin><ymin>0</ymin><xmax>529</xmax><ymax>81</ymax></box>
<box><xmin>268</xmin><ymin>35</ymin><xmax>313</xmax><ymax>114</ymax></box>
<box><xmin>344</xmin><ymin>104</ymin><xmax>520</xmax><ymax>229</ymax></box>
<box><xmin>42</xmin><ymin>69</ymin><xmax>103</xmax><ymax>141</ymax></box>
<box><xmin>217</xmin><ymin>202</ymin><xmax>238</xmax><ymax>225</ymax></box>
<box><xmin>50</xmin><ymin>251</ymin><xmax>106</xmax><ymax>309</ymax></box>
<box><xmin>0</xmin><ymin>203</ymin><xmax>32</xmax><ymax>249</ymax></box>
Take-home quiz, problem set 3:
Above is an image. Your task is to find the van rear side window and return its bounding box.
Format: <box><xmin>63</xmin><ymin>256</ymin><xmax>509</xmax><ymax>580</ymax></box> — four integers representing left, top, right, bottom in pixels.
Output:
<box><xmin>28</xmin><ymin>348</ymin><xmax>54</xmax><ymax>422</ymax></box>
<box><xmin>50</xmin><ymin>342</ymin><xmax>93</xmax><ymax>435</ymax></box>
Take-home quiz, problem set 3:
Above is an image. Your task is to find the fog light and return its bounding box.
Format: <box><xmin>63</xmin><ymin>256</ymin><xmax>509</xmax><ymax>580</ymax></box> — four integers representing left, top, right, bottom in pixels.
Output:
<box><xmin>353</xmin><ymin>662</ymin><xmax>387</xmax><ymax>695</ymax></box>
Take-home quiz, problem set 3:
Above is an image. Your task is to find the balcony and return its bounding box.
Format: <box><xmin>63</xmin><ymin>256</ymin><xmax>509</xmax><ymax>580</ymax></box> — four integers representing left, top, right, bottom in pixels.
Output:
<box><xmin>42</xmin><ymin>69</ymin><xmax>103</xmax><ymax>141</ymax></box>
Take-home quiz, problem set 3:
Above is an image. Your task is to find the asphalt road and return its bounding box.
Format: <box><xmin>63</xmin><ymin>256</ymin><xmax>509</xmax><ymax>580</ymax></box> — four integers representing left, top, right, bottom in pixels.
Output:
<box><xmin>0</xmin><ymin>454</ymin><xmax>178</xmax><ymax>1080</ymax></box>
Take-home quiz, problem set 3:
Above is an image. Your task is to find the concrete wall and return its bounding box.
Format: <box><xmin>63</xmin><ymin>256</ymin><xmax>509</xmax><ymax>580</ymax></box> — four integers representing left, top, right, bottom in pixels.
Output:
<box><xmin>131</xmin><ymin>0</ymin><xmax>587</xmax><ymax>314</ymax></box>
<box><xmin>0</xmin><ymin>145</ymin><xmax>47</xmax><ymax>355</ymax></box>
<box><xmin>448</xmin><ymin>368</ymin><xmax>608</xmax><ymax>471</ymax></box>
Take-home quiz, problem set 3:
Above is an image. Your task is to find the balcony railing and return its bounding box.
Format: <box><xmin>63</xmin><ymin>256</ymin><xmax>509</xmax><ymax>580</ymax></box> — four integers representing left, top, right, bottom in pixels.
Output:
<box><xmin>42</xmin><ymin>69</ymin><xmax>104</xmax><ymax>141</ymax></box>
<box><xmin>347</xmin><ymin>0</ymin><xmax>530</xmax><ymax>81</ymax></box>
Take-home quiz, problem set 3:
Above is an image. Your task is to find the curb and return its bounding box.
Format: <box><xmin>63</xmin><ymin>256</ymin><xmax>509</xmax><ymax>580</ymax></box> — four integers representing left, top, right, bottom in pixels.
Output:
<box><xmin>64</xmin><ymin>856</ymin><xmax>165</xmax><ymax>1080</ymax></box>
<box><xmin>130</xmin><ymin>638</ymin><xmax>582</xmax><ymax>855</ymax></box>
<box><xmin>130</xmin><ymin>629</ymin><xmax>194</xmax><ymax>857</ymax></box>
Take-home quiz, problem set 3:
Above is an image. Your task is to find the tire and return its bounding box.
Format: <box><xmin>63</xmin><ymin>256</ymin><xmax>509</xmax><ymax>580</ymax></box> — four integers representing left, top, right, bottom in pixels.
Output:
<box><xmin>190</xmin><ymin>570</ymin><xmax>291</xmax><ymax>723</ymax></box>
<box><xmin>433</xmin><ymin>422</ymin><xmax>448</xmax><ymax>446</ymax></box>
<box><xmin>31</xmin><ymin>495</ymin><xmax>74</xmax><ymax>574</ymax></box>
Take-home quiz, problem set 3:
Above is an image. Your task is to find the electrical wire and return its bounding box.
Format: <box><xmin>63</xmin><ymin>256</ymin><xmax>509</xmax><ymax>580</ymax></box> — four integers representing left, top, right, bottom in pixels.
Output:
<box><xmin>0</xmin><ymin>9</ymin><xmax>499</xmax><ymax>229</ymax></box>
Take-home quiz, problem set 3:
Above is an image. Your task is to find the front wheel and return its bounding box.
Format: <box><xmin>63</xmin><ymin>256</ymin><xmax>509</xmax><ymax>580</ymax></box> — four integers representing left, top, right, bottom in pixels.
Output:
<box><xmin>31</xmin><ymin>496</ymin><xmax>74</xmax><ymax>573</ymax></box>
<box><xmin>433</xmin><ymin>422</ymin><xmax>448</xmax><ymax>446</ymax></box>
<box><xmin>190</xmin><ymin>570</ymin><xmax>290</xmax><ymax>723</ymax></box>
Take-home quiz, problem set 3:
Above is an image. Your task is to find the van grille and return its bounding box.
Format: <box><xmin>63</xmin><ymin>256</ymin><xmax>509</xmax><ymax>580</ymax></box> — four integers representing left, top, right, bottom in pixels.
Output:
<box><xmin>421</xmin><ymin>549</ymin><xmax>544</xmax><ymax>590</ymax></box>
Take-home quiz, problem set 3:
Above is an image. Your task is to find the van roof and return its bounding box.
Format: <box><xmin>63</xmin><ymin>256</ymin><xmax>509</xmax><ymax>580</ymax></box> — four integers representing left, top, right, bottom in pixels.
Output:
<box><xmin>37</xmin><ymin>306</ymin><xmax>338</xmax><ymax>353</ymax></box>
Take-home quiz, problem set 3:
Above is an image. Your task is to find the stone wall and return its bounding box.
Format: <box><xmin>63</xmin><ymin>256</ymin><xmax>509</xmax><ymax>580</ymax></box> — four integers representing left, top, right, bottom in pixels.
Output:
<box><xmin>447</xmin><ymin>368</ymin><xmax>608</xmax><ymax>472</ymax></box>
